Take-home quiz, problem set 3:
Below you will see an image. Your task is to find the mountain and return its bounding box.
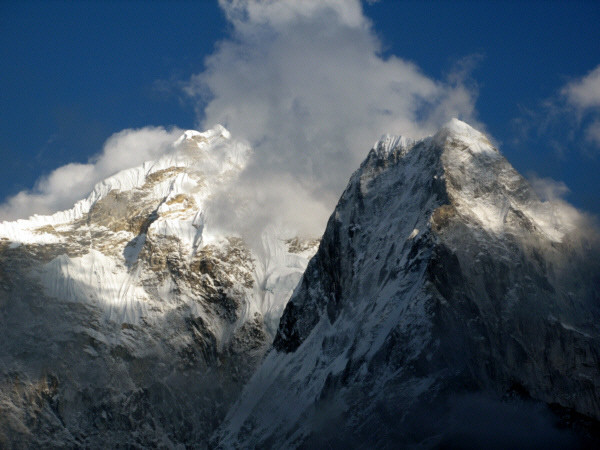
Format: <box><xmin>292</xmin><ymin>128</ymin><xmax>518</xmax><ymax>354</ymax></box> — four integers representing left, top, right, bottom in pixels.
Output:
<box><xmin>2</xmin><ymin>120</ymin><xmax>598</xmax><ymax>449</ymax></box>
<box><xmin>0</xmin><ymin>126</ymin><xmax>318</xmax><ymax>448</ymax></box>
<box><xmin>216</xmin><ymin>119</ymin><xmax>600</xmax><ymax>448</ymax></box>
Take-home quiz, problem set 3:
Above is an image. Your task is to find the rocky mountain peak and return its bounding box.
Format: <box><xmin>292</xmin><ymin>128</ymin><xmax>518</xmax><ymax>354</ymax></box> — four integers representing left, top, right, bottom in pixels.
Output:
<box><xmin>218</xmin><ymin>120</ymin><xmax>600</xmax><ymax>448</ymax></box>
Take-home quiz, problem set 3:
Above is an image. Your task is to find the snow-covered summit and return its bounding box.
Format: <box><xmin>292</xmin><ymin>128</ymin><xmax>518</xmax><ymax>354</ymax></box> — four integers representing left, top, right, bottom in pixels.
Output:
<box><xmin>366</xmin><ymin>118</ymin><xmax>573</xmax><ymax>243</ymax></box>
<box><xmin>439</xmin><ymin>117</ymin><xmax>484</xmax><ymax>138</ymax></box>
<box><xmin>371</xmin><ymin>118</ymin><xmax>496</xmax><ymax>159</ymax></box>
<box><xmin>433</xmin><ymin>117</ymin><xmax>498</xmax><ymax>156</ymax></box>
<box><xmin>0</xmin><ymin>123</ymin><xmax>316</xmax><ymax>326</ymax></box>
<box><xmin>174</xmin><ymin>124</ymin><xmax>231</xmax><ymax>146</ymax></box>
<box><xmin>372</xmin><ymin>134</ymin><xmax>415</xmax><ymax>158</ymax></box>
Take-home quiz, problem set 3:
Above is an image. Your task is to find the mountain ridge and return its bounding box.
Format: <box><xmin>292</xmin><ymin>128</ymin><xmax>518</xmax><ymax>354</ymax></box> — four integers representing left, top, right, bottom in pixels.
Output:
<box><xmin>1</xmin><ymin>119</ymin><xmax>598</xmax><ymax>448</ymax></box>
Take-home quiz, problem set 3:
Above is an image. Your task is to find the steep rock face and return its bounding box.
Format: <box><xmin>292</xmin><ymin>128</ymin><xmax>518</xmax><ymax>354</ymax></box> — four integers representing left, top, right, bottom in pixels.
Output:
<box><xmin>217</xmin><ymin>119</ymin><xmax>600</xmax><ymax>448</ymax></box>
<box><xmin>0</xmin><ymin>127</ymin><xmax>318</xmax><ymax>448</ymax></box>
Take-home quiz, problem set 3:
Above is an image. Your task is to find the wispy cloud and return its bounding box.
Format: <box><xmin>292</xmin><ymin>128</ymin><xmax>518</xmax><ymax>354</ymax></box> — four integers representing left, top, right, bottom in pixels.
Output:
<box><xmin>585</xmin><ymin>120</ymin><xmax>600</xmax><ymax>146</ymax></box>
<box><xmin>187</xmin><ymin>0</ymin><xmax>480</xmax><ymax>237</ymax></box>
<box><xmin>526</xmin><ymin>172</ymin><xmax>599</xmax><ymax>243</ymax></box>
<box><xmin>0</xmin><ymin>127</ymin><xmax>181</xmax><ymax>221</ymax></box>
<box><xmin>561</xmin><ymin>65</ymin><xmax>600</xmax><ymax>110</ymax></box>
<box><xmin>562</xmin><ymin>64</ymin><xmax>600</xmax><ymax>147</ymax></box>
<box><xmin>513</xmin><ymin>64</ymin><xmax>600</xmax><ymax>155</ymax></box>
<box><xmin>527</xmin><ymin>174</ymin><xmax>570</xmax><ymax>202</ymax></box>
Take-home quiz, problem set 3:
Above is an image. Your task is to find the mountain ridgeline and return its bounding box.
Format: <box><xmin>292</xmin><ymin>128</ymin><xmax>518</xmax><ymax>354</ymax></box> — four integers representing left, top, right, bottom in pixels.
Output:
<box><xmin>1</xmin><ymin>120</ymin><xmax>598</xmax><ymax>448</ymax></box>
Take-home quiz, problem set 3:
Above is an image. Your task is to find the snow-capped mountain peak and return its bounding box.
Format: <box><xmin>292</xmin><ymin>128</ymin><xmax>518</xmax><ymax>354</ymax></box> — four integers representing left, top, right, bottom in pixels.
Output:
<box><xmin>0</xmin><ymin>124</ymin><xmax>320</xmax><ymax>446</ymax></box>
<box><xmin>174</xmin><ymin>124</ymin><xmax>231</xmax><ymax>146</ymax></box>
<box><xmin>0</xmin><ymin>125</ymin><xmax>248</xmax><ymax>245</ymax></box>
<box><xmin>216</xmin><ymin>119</ymin><xmax>600</xmax><ymax>448</ymax></box>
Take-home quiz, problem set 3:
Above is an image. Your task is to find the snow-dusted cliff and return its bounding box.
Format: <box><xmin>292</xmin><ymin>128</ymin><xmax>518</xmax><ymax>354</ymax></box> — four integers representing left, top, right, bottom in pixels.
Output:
<box><xmin>216</xmin><ymin>119</ymin><xmax>600</xmax><ymax>448</ymax></box>
<box><xmin>0</xmin><ymin>126</ymin><xmax>318</xmax><ymax>447</ymax></box>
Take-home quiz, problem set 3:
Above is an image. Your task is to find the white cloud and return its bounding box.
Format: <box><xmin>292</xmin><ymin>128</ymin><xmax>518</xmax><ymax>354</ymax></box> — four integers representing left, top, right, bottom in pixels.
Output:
<box><xmin>528</xmin><ymin>174</ymin><xmax>570</xmax><ymax>202</ymax></box>
<box><xmin>562</xmin><ymin>65</ymin><xmax>600</xmax><ymax>110</ymax></box>
<box><xmin>512</xmin><ymin>64</ymin><xmax>600</xmax><ymax>155</ymax></box>
<box><xmin>188</xmin><ymin>0</ymin><xmax>480</xmax><ymax>237</ymax></box>
<box><xmin>561</xmin><ymin>64</ymin><xmax>600</xmax><ymax>148</ymax></box>
<box><xmin>1</xmin><ymin>0</ymin><xmax>480</xmax><ymax>238</ymax></box>
<box><xmin>527</xmin><ymin>173</ymin><xmax>599</xmax><ymax>243</ymax></box>
<box><xmin>0</xmin><ymin>127</ymin><xmax>182</xmax><ymax>221</ymax></box>
<box><xmin>585</xmin><ymin>120</ymin><xmax>600</xmax><ymax>146</ymax></box>
<box><xmin>205</xmin><ymin>171</ymin><xmax>332</xmax><ymax>245</ymax></box>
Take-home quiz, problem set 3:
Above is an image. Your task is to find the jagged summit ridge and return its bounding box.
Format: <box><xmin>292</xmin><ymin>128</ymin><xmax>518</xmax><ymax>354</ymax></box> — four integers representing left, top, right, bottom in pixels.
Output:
<box><xmin>371</xmin><ymin>118</ymin><xmax>494</xmax><ymax>157</ymax></box>
<box><xmin>368</xmin><ymin>118</ymin><xmax>573</xmax><ymax>243</ymax></box>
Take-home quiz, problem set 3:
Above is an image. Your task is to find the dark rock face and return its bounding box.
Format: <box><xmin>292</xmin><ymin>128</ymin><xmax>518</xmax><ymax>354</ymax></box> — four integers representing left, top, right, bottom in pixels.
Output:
<box><xmin>217</xmin><ymin>120</ymin><xmax>600</xmax><ymax>448</ymax></box>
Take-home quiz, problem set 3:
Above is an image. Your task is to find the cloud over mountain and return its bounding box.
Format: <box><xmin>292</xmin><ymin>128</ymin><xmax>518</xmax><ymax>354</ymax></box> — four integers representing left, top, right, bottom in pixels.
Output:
<box><xmin>0</xmin><ymin>127</ymin><xmax>181</xmax><ymax>221</ymax></box>
<box><xmin>562</xmin><ymin>64</ymin><xmax>600</xmax><ymax>146</ymax></box>
<box><xmin>187</xmin><ymin>0</ymin><xmax>480</xmax><ymax>236</ymax></box>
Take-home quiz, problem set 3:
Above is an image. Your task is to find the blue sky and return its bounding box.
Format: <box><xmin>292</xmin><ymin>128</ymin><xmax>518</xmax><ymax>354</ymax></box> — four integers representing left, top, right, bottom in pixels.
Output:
<box><xmin>1</xmin><ymin>0</ymin><xmax>599</xmax><ymax>223</ymax></box>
